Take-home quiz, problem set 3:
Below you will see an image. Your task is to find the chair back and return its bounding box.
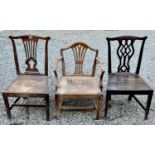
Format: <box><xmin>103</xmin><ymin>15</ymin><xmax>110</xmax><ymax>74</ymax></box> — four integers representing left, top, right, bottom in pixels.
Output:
<box><xmin>60</xmin><ymin>42</ymin><xmax>98</xmax><ymax>76</ymax></box>
<box><xmin>106</xmin><ymin>36</ymin><xmax>147</xmax><ymax>74</ymax></box>
<box><xmin>9</xmin><ymin>35</ymin><xmax>50</xmax><ymax>76</ymax></box>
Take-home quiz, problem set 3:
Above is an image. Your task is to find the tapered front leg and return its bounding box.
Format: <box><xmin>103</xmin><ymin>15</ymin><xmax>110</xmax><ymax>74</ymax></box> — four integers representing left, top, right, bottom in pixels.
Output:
<box><xmin>145</xmin><ymin>92</ymin><xmax>153</xmax><ymax>120</ymax></box>
<box><xmin>45</xmin><ymin>95</ymin><xmax>50</xmax><ymax>121</ymax></box>
<box><xmin>96</xmin><ymin>95</ymin><xmax>103</xmax><ymax>120</ymax></box>
<box><xmin>55</xmin><ymin>95</ymin><xmax>63</xmax><ymax>119</ymax></box>
<box><xmin>128</xmin><ymin>95</ymin><xmax>133</xmax><ymax>101</ymax></box>
<box><xmin>2</xmin><ymin>93</ymin><xmax>11</xmax><ymax>119</ymax></box>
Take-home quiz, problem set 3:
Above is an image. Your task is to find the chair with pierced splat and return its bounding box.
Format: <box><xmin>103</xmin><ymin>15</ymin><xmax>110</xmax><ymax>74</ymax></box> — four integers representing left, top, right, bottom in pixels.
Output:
<box><xmin>105</xmin><ymin>36</ymin><xmax>154</xmax><ymax>119</ymax></box>
<box><xmin>53</xmin><ymin>42</ymin><xmax>104</xmax><ymax>119</ymax></box>
<box><xmin>2</xmin><ymin>35</ymin><xmax>50</xmax><ymax>121</ymax></box>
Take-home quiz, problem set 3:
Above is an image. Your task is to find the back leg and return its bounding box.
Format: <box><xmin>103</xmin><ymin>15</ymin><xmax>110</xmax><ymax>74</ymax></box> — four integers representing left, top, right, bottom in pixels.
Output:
<box><xmin>128</xmin><ymin>95</ymin><xmax>132</xmax><ymax>101</ymax></box>
<box><xmin>105</xmin><ymin>93</ymin><xmax>111</xmax><ymax>117</ymax></box>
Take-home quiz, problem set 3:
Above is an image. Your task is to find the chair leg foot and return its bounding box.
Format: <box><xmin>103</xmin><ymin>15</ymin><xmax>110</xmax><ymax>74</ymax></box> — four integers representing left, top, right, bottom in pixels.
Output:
<box><xmin>128</xmin><ymin>95</ymin><xmax>132</xmax><ymax>101</ymax></box>
<box><xmin>144</xmin><ymin>92</ymin><xmax>153</xmax><ymax>120</ymax></box>
<box><xmin>45</xmin><ymin>95</ymin><xmax>50</xmax><ymax>121</ymax></box>
<box><xmin>108</xmin><ymin>94</ymin><xmax>111</xmax><ymax>107</ymax></box>
<box><xmin>2</xmin><ymin>93</ymin><xmax>11</xmax><ymax>119</ymax></box>
<box><xmin>96</xmin><ymin>96</ymin><xmax>103</xmax><ymax>120</ymax></box>
<box><xmin>23</xmin><ymin>97</ymin><xmax>28</xmax><ymax>99</ymax></box>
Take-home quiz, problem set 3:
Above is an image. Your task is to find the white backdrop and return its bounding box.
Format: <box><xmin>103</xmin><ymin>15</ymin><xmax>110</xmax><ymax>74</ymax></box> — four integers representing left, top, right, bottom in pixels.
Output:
<box><xmin>0</xmin><ymin>0</ymin><xmax>155</xmax><ymax>155</ymax></box>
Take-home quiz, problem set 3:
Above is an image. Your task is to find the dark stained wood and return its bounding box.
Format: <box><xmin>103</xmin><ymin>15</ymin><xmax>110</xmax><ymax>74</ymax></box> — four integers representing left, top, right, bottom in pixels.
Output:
<box><xmin>145</xmin><ymin>92</ymin><xmax>153</xmax><ymax>119</ymax></box>
<box><xmin>9</xmin><ymin>35</ymin><xmax>50</xmax><ymax>76</ymax></box>
<box><xmin>106</xmin><ymin>36</ymin><xmax>147</xmax><ymax>74</ymax></box>
<box><xmin>2</xmin><ymin>35</ymin><xmax>50</xmax><ymax>121</ymax></box>
<box><xmin>105</xmin><ymin>36</ymin><xmax>154</xmax><ymax>120</ymax></box>
<box><xmin>54</xmin><ymin>42</ymin><xmax>104</xmax><ymax>120</ymax></box>
<box><xmin>107</xmin><ymin>72</ymin><xmax>152</xmax><ymax>92</ymax></box>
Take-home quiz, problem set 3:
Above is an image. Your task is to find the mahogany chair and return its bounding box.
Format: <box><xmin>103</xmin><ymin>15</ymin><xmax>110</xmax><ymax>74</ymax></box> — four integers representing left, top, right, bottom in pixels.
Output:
<box><xmin>2</xmin><ymin>35</ymin><xmax>50</xmax><ymax>121</ymax></box>
<box><xmin>53</xmin><ymin>42</ymin><xmax>104</xmax><ymax>119</ymax></box>
<box><xmin>105</xmin><ymin>36</ymin><xmax>153</xmax><ymax>120</ymax></box>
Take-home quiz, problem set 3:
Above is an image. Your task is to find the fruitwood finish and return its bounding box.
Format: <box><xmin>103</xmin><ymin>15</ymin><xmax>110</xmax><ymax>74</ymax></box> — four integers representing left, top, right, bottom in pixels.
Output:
<box><xmin>53</xmin><ymin>42</ymin><xmax>104</xmax><ymax>119</ymax></box>
<box><xmin>2</xmin><ymin>35</ymin><xmax>50</xmax><ymax>121</ymax></box>
<box><xmin>105</xmin><ymin>36</ymin><xmax>153</xmax><ymax>119</ymax></box>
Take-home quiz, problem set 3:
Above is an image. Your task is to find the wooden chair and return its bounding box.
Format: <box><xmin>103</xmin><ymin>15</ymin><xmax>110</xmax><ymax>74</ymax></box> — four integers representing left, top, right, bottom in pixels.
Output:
<box><xmin>105</xmin><ymin>36</ymin><xmax>154</xmax><ymax>120</ymax></box>
<box><xmin>2</xmin><ymin>35</ymin><xmax>50</xmax><ymax>121</ymax></box>
<box><xmin>53</xmin><ymin>42</ymin><xmax>104</xmax><ymax>119</ymax></box>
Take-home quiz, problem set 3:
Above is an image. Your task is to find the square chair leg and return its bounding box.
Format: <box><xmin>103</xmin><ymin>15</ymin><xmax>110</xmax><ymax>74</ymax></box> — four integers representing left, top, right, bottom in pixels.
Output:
<box><xmin>128</xmin><ymin>95</ymin><xmax>133</xmax><ymax>101</ymax></box>
<box><xmin>2</xmin><ymin>93</ymin><xmax>11</xmax><ymax>119</ymax></box>
<box><xmin>45</xmin><ymin>95</ymin><xmax>50</xmax><ymax>121</ymax></box>
<box><xmin>145</xmin><ymin>92</ymin><xmax>153</xmax><ymax>120</ymax></box>
<box><xmin>105</xmin><ymin>92</ymin><xmax>111</xmax><ymax>118</ymax></box>
<box><xmin>55</xmin><ymin>95</ymin><xmax>63</xmax><ymax>119</ymax></box>
<box><xmin>96</xmin><ymin>95</ymin><xmax>103</xmax><ymax>120</ymax></box>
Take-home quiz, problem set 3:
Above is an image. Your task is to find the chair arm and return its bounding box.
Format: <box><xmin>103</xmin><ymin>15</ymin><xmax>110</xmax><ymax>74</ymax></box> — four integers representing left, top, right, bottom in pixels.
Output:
<box><xmin>96</xmin><ymin>57</ymin><xmax>105</xmax><ymax>91</ymax></box>
<box><xmin>53</xmin><ymin>57</ymin><xmax>63</xmax><ymax>89</ymax></box>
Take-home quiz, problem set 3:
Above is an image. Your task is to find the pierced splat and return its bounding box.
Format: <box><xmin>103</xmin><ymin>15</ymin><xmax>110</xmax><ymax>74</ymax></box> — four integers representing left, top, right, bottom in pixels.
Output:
<box><xmin>117</xmin><ymin>39</ymin><xmax>135</xmax><ymax>72</ymax></box>
<box><xmin>61</xmin><ymin>42</ymin><xmax>98</xmax><ymax>76</ymax></box>
<box><xmin>22</xmin><ymin>36</ymin><xmax>39</xmax><ymax>73</ymax></box>
<box><xmin>9</xmin><ymin>35</ymin><xmax>50</xmax><ymax>75</ymax></box>
<box><xmin>107</xmin><ymin>36</ymin><xmax>147</xmax><ymax>74</ymax></box>
<box><xmin>71</xmin><ymin>43</ymin><xmax>88</xmax><ymax>75</ymax></box>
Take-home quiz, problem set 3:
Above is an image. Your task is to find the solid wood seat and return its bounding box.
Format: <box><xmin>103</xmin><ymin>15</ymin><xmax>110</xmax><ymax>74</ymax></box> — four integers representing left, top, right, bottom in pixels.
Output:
<box><xmin>56</xmin><ymin>76</ymin><xmax>101</xmax><ymax>96</ymax></box>
<box><xmin>4</xmin><ymin>75</ymin><xmax>48</xmax><ymax>96</ymax></box>
<box><xmin>107</xmin><ymin>72</ymin><xmax>152</xmax><ymax>92</ymax></box>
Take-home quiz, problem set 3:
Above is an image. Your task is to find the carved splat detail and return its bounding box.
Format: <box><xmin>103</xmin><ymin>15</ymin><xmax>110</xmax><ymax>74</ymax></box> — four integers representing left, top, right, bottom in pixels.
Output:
<box><xmin>61</xmin><ymin>42</ymin><xmax>98</xmax><ymax>76</ymax></box>
<box><xmin>117</xmin><ymin>40</ymin><xmax>135</xmax><ymax>72</ymax></box>
<box><xmin>22</xmin><ymin>36</ymin><xmax>39</xmax><ymax>73</ymax></box>
<box><xmin>71</xmin><ymin>43</ymin><xmax>88</xmax><ymax>75</ymax></box>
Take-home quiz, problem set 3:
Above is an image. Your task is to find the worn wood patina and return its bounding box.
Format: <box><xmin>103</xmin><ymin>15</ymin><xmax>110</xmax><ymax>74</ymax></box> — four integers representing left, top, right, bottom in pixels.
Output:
<box><xmin>53</xmin><ymin>42</ymin><xmax>104</xmax><ymax>120</ymax></box>
<box><xmin>2</xmin><ymin>35</ymin><xmax>50</xmax><ymax>121</ymax></box>
<box><xmin>105</xmin><ymin>36</ymin><xmax>154</xmax><ymax>120</ymax></box>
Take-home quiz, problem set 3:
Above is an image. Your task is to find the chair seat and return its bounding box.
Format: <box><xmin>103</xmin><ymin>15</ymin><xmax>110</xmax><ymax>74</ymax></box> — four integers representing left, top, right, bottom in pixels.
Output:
<box><xmin>4</xmin><ymin>75</ymin><xmax>48</xmax><ymax>95</ymax></box>
<box><xmin>56</xmin><ymin>76</ymin><xmax>102</xmax><ymax>96</ymax></box>
<box><xmin>107</xmin><ymin>72</ymin><xmax>152</xmax><ymax>92</ymax></box>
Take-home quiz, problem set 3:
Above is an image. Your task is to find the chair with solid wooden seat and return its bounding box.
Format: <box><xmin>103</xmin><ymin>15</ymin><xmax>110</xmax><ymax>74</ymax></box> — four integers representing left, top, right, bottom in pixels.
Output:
<box><xmin>2</xmin><ymin>35</ymin><xmax>50</xmax><ymax>121</ymax></box>
<box><xmin>53</xmin><ymin>42</ymin><xmax>104</xmax><ymax>119</ymax></box>
<box><xmin>105</xmin><ymin>36</ymin><xmax>153</xmax><ymax>120</ymax></box>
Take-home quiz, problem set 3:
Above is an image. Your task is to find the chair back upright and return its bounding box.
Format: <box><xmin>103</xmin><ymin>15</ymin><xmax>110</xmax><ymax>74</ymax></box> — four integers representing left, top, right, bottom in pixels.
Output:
<box><xmin>106</xmin><ymin>36</ymin><xmax>147</xmax><ymax>74</ymax></box>
<box><xmin>9</xmin><ymin>35</ymin><xmax>50</xmax><ymax>76</ymax></box>
<box><xmin>60</xmin><ymin>42</ymin><xmax>98</xmax><ymax>76</ymax></box>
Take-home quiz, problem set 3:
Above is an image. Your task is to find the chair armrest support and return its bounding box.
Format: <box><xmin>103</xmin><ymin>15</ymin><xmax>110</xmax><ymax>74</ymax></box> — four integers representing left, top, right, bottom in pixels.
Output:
<box><xmin>96</xmin><ymin>57</ymin><xmax>105</xmax><ymax>91</ymax></box>
<box><xmin>53</xmin><ymin>57</ymin><xmax>63</xmax><ymax>90</ymax></box>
